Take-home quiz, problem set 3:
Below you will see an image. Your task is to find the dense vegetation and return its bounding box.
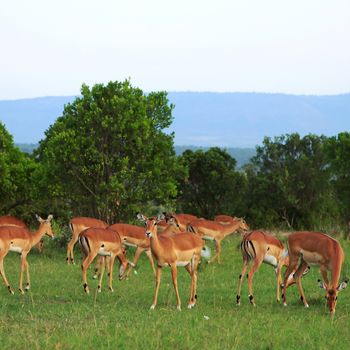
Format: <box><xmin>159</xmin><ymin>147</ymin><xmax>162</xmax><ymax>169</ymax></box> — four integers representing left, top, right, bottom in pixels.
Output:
<box><xmin>1</xmin><ymin>80</ymin><xmax>350</xmax><ymax>234</ymax></box>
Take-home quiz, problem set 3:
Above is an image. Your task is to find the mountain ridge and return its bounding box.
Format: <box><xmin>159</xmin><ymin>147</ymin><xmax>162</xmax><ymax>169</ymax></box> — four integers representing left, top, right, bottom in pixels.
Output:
<box><xmin>1</xmin><ymin>92</ymin><xmax>350</xmax><ymax>146</ymax></box>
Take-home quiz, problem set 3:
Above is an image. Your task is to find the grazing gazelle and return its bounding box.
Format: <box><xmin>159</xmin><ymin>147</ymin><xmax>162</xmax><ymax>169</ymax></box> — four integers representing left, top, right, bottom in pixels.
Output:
<box><xmin>236</xmin><ymin>230</ymin><xmax>308</xmax><ymax>306</ymax></box>
<box><xmin>187</xmin><ymin>216</ymin><xmax>249</xmax><ymax>264</ymax></box>
<box><xmin>0</xmin><ymin>214</ymin><xmax>54</xmax><ymax>294</ymax></box>
<box><xmin>282</xmin><ymin>231</ymin><xmax>348</xmax><ymax>313</ymax></box>
<box><xmin>0</xmin><ymin>215</ymin><xmax>44</xmax><ymax>252</ymax></box>
<box><xmin>79</xmin><ymin>227</ymin><xmax>128</xmax><ymax>293</ymax></box>
<box><xmin>67</xmin><ymin>217</ymin><xmax>108</xmax><ymax>264</ymax></box>
<box><xmin>137</xmin><ymin>213</ymin><xmax>210</xmax><ymax>310</ymax></box>
<box><xmin>108</xmin><ymin>223</ymin><xmax>156</xmax><ymax>278</ymax></box>
<box><xmin>163</xmin><ymin>212</ymin><xmax>198</xmax><ymax>231</ymax></box>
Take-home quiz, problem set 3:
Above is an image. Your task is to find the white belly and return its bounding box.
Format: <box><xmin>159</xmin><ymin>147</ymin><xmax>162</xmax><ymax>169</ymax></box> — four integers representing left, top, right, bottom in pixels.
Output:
<box><xmin>203</xmin><ymin>235</ymin><xmax>215</xmax><ymax>241</ymax></box>
<box><xmin>124</xmin><ymin>241</ymin><xmax>137</xmax><ymax>248</ymax></box>
<box><xmin>263</xmin><ymin>254</ymin><xmax>278</xmax><ymax>267</ymax></box>
<box><xmin>300</xmin><ymin>249</ymin><xmax>324</xmax><ymax>265</ymax></box>
<box><xmin>98</xmin><ymin>248</ymin><xmax>111</xmax><ymax>256</ymax></box>
<box><xmin>10</xmin><ymin>245</ymin><xmax>23</xmax><ymax>254</ymax></box>
<box><xmin>176</xmin><ymin>261</ymin><xmax>190</xmax><ymax>267</ymax></box>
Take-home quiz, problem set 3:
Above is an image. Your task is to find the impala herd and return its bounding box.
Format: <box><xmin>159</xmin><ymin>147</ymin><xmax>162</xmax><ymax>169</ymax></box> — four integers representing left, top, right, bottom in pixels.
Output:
<box><xmin>0</xmin><ymin>212</ymin><xmax>348</xmax><ymax>314</ymax></box>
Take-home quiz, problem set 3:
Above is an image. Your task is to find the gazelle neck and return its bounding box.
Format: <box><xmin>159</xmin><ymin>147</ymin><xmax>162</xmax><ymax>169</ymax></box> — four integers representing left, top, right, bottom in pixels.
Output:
<box><xmin>30</xmin><ymin>224</ymin><xmax>48</xmax><ymax>247</ymax></box>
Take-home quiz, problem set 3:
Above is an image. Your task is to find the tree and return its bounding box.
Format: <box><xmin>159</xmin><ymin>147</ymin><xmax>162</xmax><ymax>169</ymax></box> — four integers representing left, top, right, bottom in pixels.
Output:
<box><xmin>0</xmin><ymin>122</ymin><xmax>38</xmax><ymax>218</ymax></box>
<box><xmin>245</xmin><ymin>133</ymin><xmax>339</xmax><ymax>229</ymax></box>
<box><xmin>36</xmin><ymin>80</ymin><xmax>182</xmax><ymax>222</ymax></box>
<box><xmin>176</xmin><ymin>147</ymin><xmax>247</xmax><ymax>219</ymax></box>
<box><xmin>325</xmin><ymin>132</ymin><xmax>350</xmax><ymax>226</ymax></box>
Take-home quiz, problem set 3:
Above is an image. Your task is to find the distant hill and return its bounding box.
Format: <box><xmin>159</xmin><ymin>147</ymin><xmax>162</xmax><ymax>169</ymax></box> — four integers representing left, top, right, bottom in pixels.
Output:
<box><xmin>174</xmin><ymin>145</ymin><xmax>255</xmax><ymax>169</ymax></box>
<box><xmin>16</xmin><ymin>143</ymin><xmax>256</xmax><ymax>169</ymax></box>
<box><xmin>2</xmin><ymin>92</ymin><xmax>350</xmax><ymax>147</ymax></box>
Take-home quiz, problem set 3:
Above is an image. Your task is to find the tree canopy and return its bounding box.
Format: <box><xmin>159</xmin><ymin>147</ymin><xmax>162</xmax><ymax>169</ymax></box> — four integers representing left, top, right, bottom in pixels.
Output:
<box><xmin>36</xmin><ymin>80</ymin><xmax>182</xmax><ymax>222</ymax></box>
<box><xmin>176</xmin><ymin>147</ymin><xmax>247</xmax><ymax>219</ymax></box>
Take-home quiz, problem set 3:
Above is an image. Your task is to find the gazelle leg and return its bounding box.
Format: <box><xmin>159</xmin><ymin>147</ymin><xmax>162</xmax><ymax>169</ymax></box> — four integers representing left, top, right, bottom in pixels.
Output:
<box><xmin>247</xmin><ymin>258</ymin><xmax>263</xmax><ymax>306</ymax></box>
<box><xmin>125</xmin><ymin>246</ymin><xmax>144</xmax><ymax>278</ymax></box>
<box><xmin>145</xmin><ymin>249</ymin><xmax>156</xmax><ymax>278</ymax></box>
<box><xmin>294</xmin><ymin>260</ymin><xmax>309</xmax><ymax>307</ymax></box>
<box><xmin>184</xmin><ymin>264</ymin><xmax>194</xmax><ymax>308</ymax></box>
<box><xmin>282</xmin><ymin>256</ymin><xmax>299</xmax><ymax>306</ymax></box>
<box><xmin>82</xmin><ymin>253</ymin><xmax>97</xmax><ymax>294</ymax></box>
<box><xmin>97</xmin><ymin>257</ymin><xmax>106</xmax><ymax>292</ymax></box>
<box><xmin>151</xmin><ymin>266</ymin><xmax>162</xmax><ymax>310</ymax></box>
<box><xmin>237</xmin><ymin>259</ymin><xmax>248</xmax><ymax>305</ymax></box>
<box><xmin>170</xmin><ymin>264</ymin><xmax>181</xmax><ymax>310</ymax></box>
<box><xmin>209</xmin><ymin>240</ymin><xmax>221</xmax><ymax>264</ymax></box>
<box><xmin>0</xmin><ymin>255</ymin><xmax>13</xmax><ymax>294</ymax></box>
<box><xmin>24</xmin><ymin>260</ymin><xmax>30</xmax><ymax>291</ymax></box>
<box><xmin>108</xmin><ymin>255</ymin><xmax>116</xmax><ymax>292</ymax></box>
<box><xmin>191</xmin><ymin>254</ymin><xmax>200</xmax><ymax>308</ymax></box>
<box><xmin>275</xmin><ymin>264</ymin><xmax>282</xmax><ymax>303</ymax></box>
<box><xmin>67</xmin><ymin>233</ymin><xmax>78</xmax><ymax>264</ymax></box>
<box><xmin>19</xmin><ymin>253</ymin><xmax>28</xmax><ymax>294</ymax></box>
<box><xmin>320</xmin><ymin>266</ymin><xmax>329</xmax><ymax>288</ymax></box>
<box><xmin>93</xmin><ymin>256</ymin><xmax>103</xmax><ymax>279</ymax></box>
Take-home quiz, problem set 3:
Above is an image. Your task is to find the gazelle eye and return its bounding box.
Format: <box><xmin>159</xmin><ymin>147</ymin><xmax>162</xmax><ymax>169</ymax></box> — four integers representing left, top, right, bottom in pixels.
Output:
<box><xmin>335</xmin><ymin>296</ymin><xmax>338</xmax><ymax>301</ymax></box>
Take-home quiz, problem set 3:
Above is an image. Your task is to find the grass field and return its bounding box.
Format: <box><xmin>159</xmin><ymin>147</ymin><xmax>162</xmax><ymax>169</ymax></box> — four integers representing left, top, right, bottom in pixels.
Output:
<box><xmin>0</xmin><ymin>233</ymin><xmax>349</xmax><ymax>349</ymax></box>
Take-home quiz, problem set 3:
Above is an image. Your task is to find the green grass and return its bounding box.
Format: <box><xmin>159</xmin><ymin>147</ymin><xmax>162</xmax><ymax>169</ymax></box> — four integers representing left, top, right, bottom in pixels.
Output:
<box><xmin>0</xmin><ymin>235</ymin><xmax>349</xmax><ymax>349</ymax></box>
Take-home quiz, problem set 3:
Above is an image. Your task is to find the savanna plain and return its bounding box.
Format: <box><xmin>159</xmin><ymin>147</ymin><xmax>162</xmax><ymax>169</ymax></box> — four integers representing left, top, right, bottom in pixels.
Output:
<box><xmin>0</xmin><ymin>229</ymin><xmax>349</xmax><ymax>350</ymax></box>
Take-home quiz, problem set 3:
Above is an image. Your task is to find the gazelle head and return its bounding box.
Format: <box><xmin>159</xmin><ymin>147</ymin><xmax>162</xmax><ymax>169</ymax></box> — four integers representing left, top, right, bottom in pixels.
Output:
<box><xmin>136</xmin><ymin>213</ymin><xmax>163</xmax><ymax>238</ymax></box>
<box><xmin>36</xmin><ymin>214</ymin><xmax>55</xmax><ymax>239</ymax></box>
<box><xmin>318</xmin><ymin>279</ymin><xmax>348</xmax><ymax>313</ymax></box>
<box><xmin>236</xmin><ymin>218</ymin><xmax>250</xmax><ymax>232</ymax></box>
<box><xmin>117</xmin><ymin>252</ymin><xmax>129</xmax><ymax>280</ymax></box>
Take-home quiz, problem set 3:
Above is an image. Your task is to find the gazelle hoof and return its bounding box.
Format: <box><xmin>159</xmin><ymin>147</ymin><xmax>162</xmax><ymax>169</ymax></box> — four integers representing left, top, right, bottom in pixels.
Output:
<box><xmin>92</xmin><ymin>275</ymin><xmax>98</xmax><ymax>280</ymax></box>
<box><xmin>98</xmin><ymin>286</ymin><xmax>101</xmax><ymax>293</ymax></box>
<box><xmin>19</xmin><ymin>288</ymin><xmax>24</xmax><ymax>295</ymax></box>
<box><xmin>305</xmin><ymin>304</ymin><xmax>309</xmax><ymax>308</ymax></box>
<box><xmin>109</xmin><ymin>287</ymin><xmax>114</xmax><ymax>292</ymax></box>
<box><xmin>283</xmin><ymin>302</ymin><xmax>287</xmax><ymax>307</ymax></box>
<box><xmin>150</xmin><ymin>304</ymin><xmax>156</xmax><ymax>310</ymax></box>
<box><xmin>176</xmin><ymin>305</ymin><xmax>182</xmax><ymax>311</ymax></box>
<box><xmin>25</xmin><ymin>285</ymin><xmax>30</xmax><ymax>291</ymax></box>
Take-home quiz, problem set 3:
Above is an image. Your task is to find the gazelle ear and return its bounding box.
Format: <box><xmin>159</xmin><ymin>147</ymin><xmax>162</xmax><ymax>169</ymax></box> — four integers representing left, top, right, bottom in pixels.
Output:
<box><xmin>47</xmin><ymin>214</ymin><xmax>53</xmax><ymax>222</ymax></box>
<box><xmin>157</xmin><ymin>213</ymin><xmax>165</xmax><ymax>221</ymax></box>
<box><xmin>318</xmin><ymin>279</ymin><xmax>327</xmax><ymax>289</ymax></box>
<box><xmin>337</xmin><ymin>280</ymin><xmax>348</xmax><ymax>291</ymax></box>
<box><xmin>36</xmin><ymin>214</ymin><xmax>44</xmax><ymax>223</ymax></box>
<box><xmin>136</xmin><ymin>213</ymin><xmax>147</xmax><ymax>222</ymax></box>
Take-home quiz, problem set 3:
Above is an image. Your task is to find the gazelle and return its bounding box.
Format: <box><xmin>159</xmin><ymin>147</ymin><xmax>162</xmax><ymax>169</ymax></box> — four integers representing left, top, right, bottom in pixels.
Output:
<box><xmin>79</xmin><ymin>227</ymin><xmax>128</xmax><ymax>293</ymax></box>
<box><xmin>0</xmin><ymin>215</ymin><xmax>44</xmax><ymax>252</ymax></box>
<box><xmin>67</xmin><ymin>216</ymin><xmax>108</xmax><ymax>264</ymax></box>
<box><xmin>236</xmin><ymin>230</ymin><xmax>306</xmax><ymax>306</ymax></box>
<box><xmin>282</xmin><ymin>231</ymin><xmax>348</xmax><ymax>313</ymax></box>
<box><xmin>163</xmin><ymin>212</ymin><xmax>198</xmax><ymax>231</ymax></box>
<box><xmin>0</xmin><ymin>214</ymin><xmax>54</xmax><ymax>294</ymax></box>
<box><xmin>188</xmin><ymin>216</ymin><xmax>249</xmax><ymax>264</ymax></box>
<box><xmin>108</xmin><ymin>223</ymin><xmax>156</xmax><ymax>278</ymax></box>
<box><xmin>137</xmin><ymin>213</ymin><xmax>210</xmax><ymax>310</ymax></box>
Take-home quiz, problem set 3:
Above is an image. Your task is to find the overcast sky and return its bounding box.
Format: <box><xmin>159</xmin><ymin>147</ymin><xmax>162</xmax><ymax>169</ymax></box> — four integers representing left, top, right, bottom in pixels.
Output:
<box><xmin>1</xmin><ymin>0</ymin><xmax>350</xmax><ymax>99</ymax></box>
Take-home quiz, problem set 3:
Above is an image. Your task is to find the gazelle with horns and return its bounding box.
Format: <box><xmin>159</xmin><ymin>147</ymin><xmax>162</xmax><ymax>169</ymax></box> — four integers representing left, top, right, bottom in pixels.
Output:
<box><xmin>137</xmin><ymin>213</ymin><xmax>210</xmax><ymax>310</ymax></box>
<box><xmin>282</xmin><ymin>231</ymin><xmax>348</xmax><ymax>314</ymax></box>
<box><xmin>0</xmin><ymin>214</ymin><xmax>54</xmax><ymax>294</ymax></box>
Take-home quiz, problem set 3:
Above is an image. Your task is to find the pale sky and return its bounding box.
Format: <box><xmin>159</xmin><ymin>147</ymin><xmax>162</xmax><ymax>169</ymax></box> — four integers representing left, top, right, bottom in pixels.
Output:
<box><xmin>1</xmin><ymin>0</ymin><xmax>350</xmax><ymax>99</ymax></box>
